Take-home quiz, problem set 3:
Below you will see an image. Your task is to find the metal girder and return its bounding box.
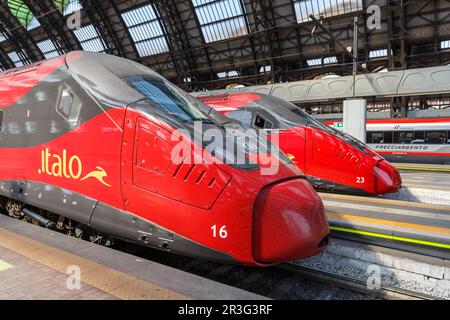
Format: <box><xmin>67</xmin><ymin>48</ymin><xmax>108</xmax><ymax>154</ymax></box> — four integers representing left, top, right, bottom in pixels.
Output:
<box><xmin>153</xmin><ymin>0</ymin><xmax>199</xmax><ymax>86</ymax></box>
<box><xmin>0</xmin><ymin>0</ymin><xmax>43</xmax><ymax>62</ymax></box>
<box><xmin>23</xmin><ymin>0</ymin><xmax>80</xmax><ymax>53</ymax></box>
<box><xmin>79</xmin><ymin>0</ymin><xmax>123</xmax><ymax>55</ymax></box>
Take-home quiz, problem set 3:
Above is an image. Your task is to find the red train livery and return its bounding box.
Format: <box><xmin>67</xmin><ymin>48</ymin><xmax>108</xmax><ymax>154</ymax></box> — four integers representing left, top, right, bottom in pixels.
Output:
<box><xmin>199</xmin><ymin>93</ymin><xmax>402</xmax><ymax>195</ymax></box>
<box><xmin>0</xmin><ymin>52</ymin><xmax>330</xmax><ymax>266</ymax></box>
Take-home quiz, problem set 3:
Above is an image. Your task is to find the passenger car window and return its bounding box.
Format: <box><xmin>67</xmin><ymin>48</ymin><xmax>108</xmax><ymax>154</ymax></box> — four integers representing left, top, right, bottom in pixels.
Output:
<box><xmin>0</xmin><ymin>111</ymin><xmax>3</xmax><ymax>131</ymax></box>
<box><xmin>56</xmin><ymin>85</ymin><xmax>82</xmax><ymax>125</ymax></box>
<box><xmin>367</xmin><ymin>132</ymin><xmax>383</xmax><ymax>144</ymax></box>
<box><xmin>384</xmin><ymin>132</ymin><xmax>393</xmax><ymax>143</ymax></box>
<box><xmin>394</xmin><ymin>131</ymin><xmax>414</xmax><ymax>144</ymax></box>
<box><xmin>425</xmin><ymin>131</ymin><xmax>447</xmax><ymax>144</ymax></box>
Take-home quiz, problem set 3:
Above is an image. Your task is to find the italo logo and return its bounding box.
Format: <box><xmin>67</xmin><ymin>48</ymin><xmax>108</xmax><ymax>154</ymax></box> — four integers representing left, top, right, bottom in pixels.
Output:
<box><xmin>38</xmin><ymin>148</ymin><xmax>111</xmax><ymax>187</ymax></box>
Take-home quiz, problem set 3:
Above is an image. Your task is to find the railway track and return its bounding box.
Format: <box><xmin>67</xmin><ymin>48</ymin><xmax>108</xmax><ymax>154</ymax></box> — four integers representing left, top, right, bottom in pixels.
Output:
<box><xmin>126</xmin><ymin>243</ymin><xmax>445</xmax><ymax>300</ymax></box>
<box><xmin>277</xmin><ymin>263</ymin><xmax>441</xmax><ymax>300</ymax></box>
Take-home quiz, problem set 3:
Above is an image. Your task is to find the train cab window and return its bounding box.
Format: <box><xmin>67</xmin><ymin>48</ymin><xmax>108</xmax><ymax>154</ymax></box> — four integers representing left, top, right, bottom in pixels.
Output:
<box><xmin>56</xmin><ymin>86</ymin><xmax>82</xmax><ymax>125</ymax></box>
<box><xmin>227</xmin><ymin>109</ymin><xmax>253</xmax><ymax>128</ymax></box>
<box><xmin>127</xmin><ymin>76</ymin><xmax>207</xmax><ymax>123</ymax></box>
<box><xmin>367</xmin><ymin>132</ymin><xmax>383</xmax><ymax>144</ymax></box>
<box><xmin>254</xmin><ymin>114</ymin><xmax>273</xmax><ymax>130</ymax></box>
<box><xmin>383</xmin><ymin>132</ymin><xmax>393</xmax><ymax>143</ymax></box>
<box><xmin>394</xmin><ymin>131</ymin><xmax>414</xmax><ymax>144</ymax></box>
<box><xmin>425</xmin><ymin>131</ymin><xmax>447</xmax><ymax>144</ymax></box>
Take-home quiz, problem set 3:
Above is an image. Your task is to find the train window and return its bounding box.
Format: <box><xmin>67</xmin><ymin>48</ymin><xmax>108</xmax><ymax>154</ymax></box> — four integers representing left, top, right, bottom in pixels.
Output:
<box><xmin>128</xmin><ymin>76</ymin><xmax>208</xmax><ymax>123</ymax></box>
<box><xmin>254</xmin><ymin>114</ymin><xmax>273</xmax><ymax>130</ymax></box>
<box><xmin>393</xmin><ymin>131</ymin><xmax>414</xmax><ymax>144</ymax></box>
<box><xmin>227</xmin><ymin>109</ymin><xmax>253</xmax><ymax>128</ymax></box>
<box><xmin>367</xmin><ymin>132</ymin><xmax>383</xmax><ymax>144</ymax></box>
<box><xmin>425</xmin><ymin>131</ymin><xmax>447</xmax><ymax>144</ymax></box>
<box><xmin>383</xmin><ymin>132</ymin><xmax>393</xmax><ymax>143</ymax></box>
<box><xmin>56</xmin><ymin>85</ymin><xmax>82</xmax><ymax>125</ymax></box>
<box><xmin>447</xmin><ymin>131</ymin><xmax>450</xmax><ymax>144</ymax></box>
<box><xmin>0</xmin><ymin>111</ymin><xmax>3</xmax><ymax>131</ymax></box>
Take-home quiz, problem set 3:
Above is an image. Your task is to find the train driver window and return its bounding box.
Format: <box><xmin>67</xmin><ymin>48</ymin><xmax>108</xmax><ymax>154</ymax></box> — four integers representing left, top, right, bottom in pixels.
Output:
<box><xmin>394</xmin><ymin>131</ymin><xmax>414</xmax><ymax>144</ymax></box>
<box><xmin>425</xmin><ymin>131</ymin><xmax>447</xmax><ymax>144</ymax></box>
<box><xmin>254</xmin><ymin>114</ymin><xmax>273</xmax><ymax>130</ymax></box>
<box><xmin>56</xmin><ymin>85</ymin><xmax>82</xmax><ymax>125</ymax></box>
<box><xmin>226</xmin><ymin>109</ymin><xmax>253</xmax><ymax>129</ymax></box>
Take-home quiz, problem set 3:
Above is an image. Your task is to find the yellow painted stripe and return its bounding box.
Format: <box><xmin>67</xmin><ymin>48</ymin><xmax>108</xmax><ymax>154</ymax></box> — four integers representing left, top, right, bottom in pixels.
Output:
<box><xmin>330</xmin><ymin>226</ymin><xmax>450</xmax><ymax>250</ymax></box>
<box><xmin>0</xmin><ymin>260</ymin><xmax>13</xmax><ymax>272</ymax></box>
<box><xmin>327</xmin><ymin>212</ymin><xmax>450</xmax><ymax>235</ymax></box>
<box><xmin>320</xmin><ymin>193</ymin><xmax>450</xmax><ymax>212</ymax></box>
<box><xmin>395</xmin><ymin>166</ymin><xmax>450</xmax><ymax>173</ymax></box>
<box><xmin>0</xmin><ymin>228</ymin><xmax>189</xmax><ymax>300</ymax></box>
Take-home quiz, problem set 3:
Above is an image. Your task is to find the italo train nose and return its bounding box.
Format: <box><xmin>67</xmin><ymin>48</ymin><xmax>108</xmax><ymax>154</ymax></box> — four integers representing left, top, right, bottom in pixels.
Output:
<box><xmin>375</xmin><ymin>160</ymin><xmax>403</xmax><ymax>194</ymax></box>
<box><xmin>252</xmin><ymin>178</ymin><xmax>330</xmax><ymax>264</ymax></box>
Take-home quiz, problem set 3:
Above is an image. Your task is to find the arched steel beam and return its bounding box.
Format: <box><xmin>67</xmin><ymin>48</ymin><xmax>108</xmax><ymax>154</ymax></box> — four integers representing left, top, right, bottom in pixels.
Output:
<box><xmin>0</xmin><ymin>0</ymin><xmax>43</xmax><ymax>62</ymax></box>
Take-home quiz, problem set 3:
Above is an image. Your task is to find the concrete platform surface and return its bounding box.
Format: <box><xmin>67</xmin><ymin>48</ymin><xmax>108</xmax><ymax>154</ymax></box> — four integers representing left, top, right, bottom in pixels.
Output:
<box><xmin>0</xmin><ymin>215</ymin><xmax>265</xmax><ymax>300</ymax></box>
<box><xmin>320</xmin><ymin>193</ymin><xmax>450</xmax><ymax>259</ymax></box>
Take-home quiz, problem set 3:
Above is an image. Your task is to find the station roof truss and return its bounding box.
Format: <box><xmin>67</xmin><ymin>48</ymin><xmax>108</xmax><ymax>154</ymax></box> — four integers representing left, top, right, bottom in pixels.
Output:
<box><xmin>0</xmin><ymin>0</ymin><xmax>449</xmax><ymax>91</ymax></box>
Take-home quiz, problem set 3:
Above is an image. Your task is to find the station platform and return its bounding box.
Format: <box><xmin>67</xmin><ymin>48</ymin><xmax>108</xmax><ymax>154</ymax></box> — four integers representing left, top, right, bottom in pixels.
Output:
<box><xmin>0</xmin><ymin>215</ymin><xmax>263</xmax><ymax>300</ymax></box>
<box><xmin>320</xmin><ymin>193</ymin><xmax>450</xmax><ymax>260</ymax></box>
<box><xmin>393</xmin><ymin>163</ymin><xmax>450</xmax><ymax>173</ymax></box>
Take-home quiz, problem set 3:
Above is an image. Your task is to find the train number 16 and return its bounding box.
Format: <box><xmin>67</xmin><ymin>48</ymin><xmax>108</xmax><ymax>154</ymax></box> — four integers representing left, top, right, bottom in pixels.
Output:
<box><xmin>211</xmin><ymin>225</ymin><xmax>228</xmax><ymax>239</ymax></box>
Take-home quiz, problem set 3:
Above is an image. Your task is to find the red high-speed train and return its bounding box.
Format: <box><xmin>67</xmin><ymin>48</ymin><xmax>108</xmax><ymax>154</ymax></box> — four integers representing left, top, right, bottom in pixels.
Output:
<box><xmin>0</xmin><ymin>52</ymin><xmax>329</xmax><ymax>266</ymax></box>
<box><xmin>199</xmin><ymin>93</ymin><xmax>402</xmax><ymax>195</ymax></box>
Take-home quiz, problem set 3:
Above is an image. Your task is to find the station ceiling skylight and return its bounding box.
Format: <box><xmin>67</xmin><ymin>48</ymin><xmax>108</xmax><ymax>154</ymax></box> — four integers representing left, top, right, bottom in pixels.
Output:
<box><xmin>307</xmin><ymin>56</ymin><xmax>337</xmax><ymax>67</ymax></box>
<box><xmin>217</xmin><ymin>70</ymin><xmax>239</xmax><ymax>78</ymax></box>
<box><xmin>37</xmin><ymin>39</ymin><xmax>60</xmax><ymax>59</ymax></box>
<box><xmin>441</xmin><ymin>40</ymin><xmax>450</xmax><ymax>49</ymax></box>
<box><xmin>8</xmin><ymin>0</ymin><xmax>41</xmax><ymax>30</ymax></box>
<box><xmin>369</xmin><ymin>49</ymin><xmax>389</xmax><ymax>59</ymax></box>
<box><xmin>121</xmin><ymin>4</ymin><xmax>169</xmax><ymax>57</ymax></box>
<box><xmin>293</xmin><ymin>0</ymin><xmax>363</xmax><ymax>23</ymax></box>
<box><xmin>193</xmin><ymin>0</ymin><xmax>248</xmax><ymax>43</ymax></box>
<box><xmin>53</xmin><ymin>0</ymin><xmax>83</xmax><ymax>16</ymax></box>
<box><xmin>7</xmin><ymin>50</ymin><xmax>26</xmax><ymax>67</ymax></box>
<box><xmin>73</xmin><ymin>24</ymin><xmax>106</xmax><ymax>52</ymax></box>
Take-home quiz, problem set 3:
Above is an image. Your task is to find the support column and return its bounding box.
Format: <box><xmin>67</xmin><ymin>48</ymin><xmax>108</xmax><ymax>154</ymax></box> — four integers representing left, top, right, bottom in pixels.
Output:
<box><xmin>343</xmin><ymin>99</ymin><xmax>367</xmax><ymax>143</ymax></box>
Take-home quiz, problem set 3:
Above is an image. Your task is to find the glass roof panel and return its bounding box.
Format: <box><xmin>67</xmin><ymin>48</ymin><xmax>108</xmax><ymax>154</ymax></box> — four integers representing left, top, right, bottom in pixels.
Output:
<box><xmin>53</xmin><ymin>0</ymin><xmax>83</xmax><ymax>16</ymax></box>
<box><xmin>37</xmin><ymin>39</ymin><xmax>60</xmax><ymax>59</ymax></box>
<box><xmin>122</xmin><ymin>4</ymin><xmax>169</xmax><ymax>57</ymax></box>
<box><xmin>293</xmin><ymin>0</ymin><xmax>363</xmax><ymax>23</ymax></box>
<box><xmin>7</xmin><ymin>0</ymin><xmax>41</xmax><ymax>30</ymax></box>
<box><xmin>8</xmin><ymin>51</ymin><xmax>25</xmax><ymax>67</ymax></box>
<box><xmin>73</xmin><ymin>24</ymin><xmax>106</xmax><ymax>52</ymax></box>
<box><xmin>192</xmin><ymin>0</ymin><xmax>248</xmax><ymax>43</ymax></box>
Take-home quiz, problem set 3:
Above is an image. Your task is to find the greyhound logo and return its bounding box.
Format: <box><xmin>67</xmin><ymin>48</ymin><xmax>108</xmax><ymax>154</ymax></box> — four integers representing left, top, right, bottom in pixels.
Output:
<box><xmin>81</xmin><ymin>166</ymin><xmax>112</xmax><ymax>187</ymax></box>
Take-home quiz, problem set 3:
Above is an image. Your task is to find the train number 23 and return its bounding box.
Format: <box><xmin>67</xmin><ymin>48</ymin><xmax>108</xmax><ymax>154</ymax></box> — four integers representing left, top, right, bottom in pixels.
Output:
<box><xmin>356</xmin><ymin>177</ymin><xmax>366</xmax><ymax>184</ymax></box>
<box><xmin>211</xmin><ymin>225</ymin><xmax>228</xmax><ymax>239</ymax></box>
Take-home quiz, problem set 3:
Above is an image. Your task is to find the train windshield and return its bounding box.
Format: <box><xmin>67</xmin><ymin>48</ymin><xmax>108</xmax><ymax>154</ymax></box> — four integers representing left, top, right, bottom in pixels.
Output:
<box><xmin>127</xmin><ymin>76</ymin><xmax>219</xmax><ymax>124</ymax></box>
<box><xmin>256</xmin><ymin>95</ymin><xmax>372</xmax><ymax>155</ymax></box>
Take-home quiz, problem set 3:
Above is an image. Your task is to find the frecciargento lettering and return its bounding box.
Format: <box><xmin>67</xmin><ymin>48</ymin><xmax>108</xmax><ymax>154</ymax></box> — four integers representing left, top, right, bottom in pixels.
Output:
<box><xmin>38</xmin><ymin>148</ymin><xmax>111</xmax><ymax>187</ymax></box>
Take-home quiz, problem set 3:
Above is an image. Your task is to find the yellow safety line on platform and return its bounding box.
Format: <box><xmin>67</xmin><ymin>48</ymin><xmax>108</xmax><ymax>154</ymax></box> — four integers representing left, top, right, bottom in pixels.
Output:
<box><xmin>0</xmin><ymin>228</ymin><xmax>189</xmax><ymax>300</ymax></box>
<box><xmin>327</xmin><ymin>212</ymin><xmax>450</xmax><ymax>235</ymax></box>
<box><xmin>320</xmin><ymin>193</ymin><xmax>450</xmax><ymax>212</ymax></box>
<box><xmin>0</xmin><ymin>260</ymin><xmax>12</xmax><ymax>272</ymax></box>
<box><xmin>395</xmin><ymin>165</ymin><xmax>450</xmax><ymax>173</ymax></box>
<box><xmin>329</xmin><ymin>227</ymin><xmax>450</xmax><ymax>250</ymax></box>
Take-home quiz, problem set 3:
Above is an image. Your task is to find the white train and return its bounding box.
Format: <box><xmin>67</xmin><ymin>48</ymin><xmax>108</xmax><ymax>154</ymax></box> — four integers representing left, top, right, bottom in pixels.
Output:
<box><xmin>325</xmin><ymin>118</ymin><xmax>450</xmax><ymax>164</ymax></box>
